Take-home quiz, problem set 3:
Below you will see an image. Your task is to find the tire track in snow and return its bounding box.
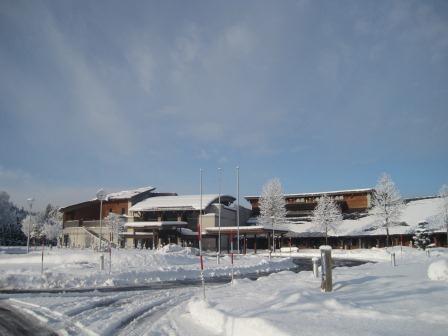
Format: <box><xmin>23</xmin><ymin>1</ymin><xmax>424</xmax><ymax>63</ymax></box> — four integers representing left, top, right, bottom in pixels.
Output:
<box><xmin>118</xmin><ymin>291</ymin><xmax>193</xmax><ymax>336</ymax></box>
<box><xmin>8</xmin><ymin>298</ymin><xmax>97</xmax><ymax>336</ymax></box>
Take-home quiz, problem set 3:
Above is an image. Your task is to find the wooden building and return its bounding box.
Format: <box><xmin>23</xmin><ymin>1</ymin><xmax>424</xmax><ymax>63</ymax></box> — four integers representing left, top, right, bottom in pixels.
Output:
<box><xmin>59</xmin><ymin>187</ymin><xmax>176</xmax><ymax>248</ymax></box>
<box><xmin>245</xmin><ymin>188</ymin><xmax>374</xmax><ymax>219</ymax></box>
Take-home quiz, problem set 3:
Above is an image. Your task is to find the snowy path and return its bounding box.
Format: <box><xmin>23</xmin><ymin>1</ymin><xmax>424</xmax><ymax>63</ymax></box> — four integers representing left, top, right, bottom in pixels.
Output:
<box><xmin>5</xmin><ymin>286</ymin><xmax>205</xmax><ymax>335</ymax></box>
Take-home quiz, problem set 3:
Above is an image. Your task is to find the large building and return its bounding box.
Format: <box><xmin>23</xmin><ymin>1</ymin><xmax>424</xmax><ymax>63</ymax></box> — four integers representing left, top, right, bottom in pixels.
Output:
<box><xmin>126</xmin><ymin>194</ymin><xmax>251</xmax><ymax>250</ymax></box>
<box><xmin>245</xmin><ymin>188</ymin><xmax>374</xmax><ymax>221</ymax></box>
<box><xmin>60</xmin><ymin>187</ymin><xmax>176</xmax><ymax>248</ymax></box>
<box><xmin>60</xmin><ymin>187</ymin><xmax>252</xmax><ymax>250</ymax></box>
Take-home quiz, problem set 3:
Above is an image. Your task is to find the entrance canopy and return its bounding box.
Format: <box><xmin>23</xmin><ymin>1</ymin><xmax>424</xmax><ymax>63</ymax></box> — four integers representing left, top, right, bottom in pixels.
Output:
<box><xmin>205</xmin><ymin>225</ymin><xmax>290</xmax><ymax>236</ymax></box>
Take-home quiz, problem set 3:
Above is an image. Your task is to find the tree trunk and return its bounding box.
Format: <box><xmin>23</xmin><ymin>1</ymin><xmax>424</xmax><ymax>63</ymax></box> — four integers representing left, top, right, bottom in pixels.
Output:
<box><xmin>325</xmin><ymin>228</ymin><xmax>328</xmax><ymax>245</ymax></box>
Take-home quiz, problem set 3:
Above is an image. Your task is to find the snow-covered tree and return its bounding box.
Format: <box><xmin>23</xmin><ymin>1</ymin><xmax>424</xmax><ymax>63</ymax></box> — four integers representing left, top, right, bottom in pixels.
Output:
<box><xmin>42</xmin><ymin>206</ymin><xmax>63</xmax><ymax>243</ymax></box>
<box><xmin>439</xmin><ymin>184</ymin><xmax>448</xmax><ymax>247</ymax></box>
<box><xmin>258</xmin><ymin>178</ymin><xmax>287</xmax><ymax>226</ymax></box>
<box><xmin>413</xmin><ymin>221</ymin><xmax>431</xmax><ymax>250</ymax></box>
<box><xmin>258</xmin><ymin>178</ymin><xmax>287</xmax><ymax>252</ymax></box>
<box><xmin>311</xmin><ymin>194</ymin><xmax>343</xmax><ymax>245</ymax></box>
<box><xmin>21</xmin><ymin>214</ymin><xmax>36</xmax><ymax>252</ymax></box>
<box><xmin>105</xmin><ymin>212</ymin><xmax>125</xmax><ymax>246</ymax></box>
<box><xmin>0</xmin><ymin>191</ymin><xmax>26</xmax><ymax>245</ymax></box>
<box><xmin>372</xmin><ymin>173</ymin><xmax>404</xmax><ymax>247</ymax></box>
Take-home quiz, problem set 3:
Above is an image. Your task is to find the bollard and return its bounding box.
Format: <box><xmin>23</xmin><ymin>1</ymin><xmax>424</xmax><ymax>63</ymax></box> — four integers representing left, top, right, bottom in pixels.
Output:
<box><xmin>312</xmin><ymin>257</ymin><xmax>319</xmax><ymax>279</ymax></box>
<box><xmin>100</xmin><ymin>254</ymin><xmax>105</xmax><ymax>271</ymax></box>
<box><xmin>391</xmin><ymin>252</ymin><xmax>396</xmax><ymax>267</ymax></box>
<box><xmin>320</xmin><ymin>246</ymin><xmax>332</xmax><ymax>292</ymax></box>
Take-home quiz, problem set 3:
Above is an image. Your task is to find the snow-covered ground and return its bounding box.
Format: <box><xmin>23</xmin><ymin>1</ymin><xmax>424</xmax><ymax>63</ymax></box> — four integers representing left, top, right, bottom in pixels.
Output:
<box><xmin>0</xmin><ymin>245</ymin><xmax>294</xmax><ymax>290</ymax></box>
<box><xmin>156</xmin><ymin>247</ymin><xmax>448</xmax><ymax>336</ymax></box>
<box><xmin>1</xmin><ymin>246</ymin><xmax>447</xmax><ymax>335</ymax></box>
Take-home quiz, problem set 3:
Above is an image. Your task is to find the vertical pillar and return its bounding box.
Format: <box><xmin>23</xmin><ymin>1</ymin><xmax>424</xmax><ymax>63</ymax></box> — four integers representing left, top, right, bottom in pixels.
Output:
<box><xmin>152</xmin><ymin>229</ymin><xmax>155</xmax><ymax>250</ymax></box>
<box><xmin>254</xmin><ymin>234</ymin><xmax>257</xmax><ymax>254</ymax></box>
<box><xmin>267</xmin><ymin>232</ymin><xmax>271</xmax><ymax>252</ymax></box>
<box><xmin>320</xmin><ymin>246</ymin><xmax>332</xmax><ymax>292</ymax></box>
<box><xmin>244</xmin><ymin>234</ymin><xmax>247</xmax><ymax>255</ymax></box>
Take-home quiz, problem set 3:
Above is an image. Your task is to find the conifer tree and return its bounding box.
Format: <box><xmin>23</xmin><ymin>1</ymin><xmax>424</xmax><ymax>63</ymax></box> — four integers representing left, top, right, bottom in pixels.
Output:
<box><xmin>413</xmin><ymin>221</ymin><xmax>431</xmax><ymax>250</ymax></box>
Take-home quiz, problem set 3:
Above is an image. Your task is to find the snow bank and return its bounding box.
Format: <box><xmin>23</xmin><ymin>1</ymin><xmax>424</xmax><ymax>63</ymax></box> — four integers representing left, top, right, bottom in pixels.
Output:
<box><xmin>428</xmin><ymin>259</ymin><xmax>448</xmax><ymax>281</ymax></box>
<box><xmin>188</xmin><ymin>300</ymin><xmax>289</xmax><ymax>336</ymax></box>
<box><xmin>0</xmin><ymin>246</ymin><xmax>294</xmax><ymax>290</ymax></box>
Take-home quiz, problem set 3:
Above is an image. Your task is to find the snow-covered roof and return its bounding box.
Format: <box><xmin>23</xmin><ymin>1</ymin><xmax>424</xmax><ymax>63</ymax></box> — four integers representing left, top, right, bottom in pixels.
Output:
<box><xmin>245</xmin><ymin>188</ymin><xmax>374</xmax><ymax>200</ymax></box>
<box><xmin>129</xmin><ymin>194</ymin><xmax>236</xmax><ymax>212</ymax></box>
<box><xmin>279</xmin><ymin>197</ymin><xmax>444</xmax><ymax>237</ymax></box>
<box><xmin>99</xmin><ymin>186</ymin><xmax>155</xmax><ymax>200</ymax></box>
<box><xmin>125</xmin><ymin>221</ymin><xmax>188</xmax><ymax>228</ymax></box>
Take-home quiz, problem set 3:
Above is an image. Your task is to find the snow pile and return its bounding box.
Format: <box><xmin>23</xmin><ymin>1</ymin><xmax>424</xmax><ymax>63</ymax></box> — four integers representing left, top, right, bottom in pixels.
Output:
<box><xmin>0</xmin><ymin>246</ymin><xmax>295</xmax><ymax>290</ymax></box>
<box><xmin>428</xmin><ymin>259</ymin><xmax>448</xmax><ymax>281</ymax></box>
<box><xmin>158</xmin><ymin>243</ymin><xmax>187</xmax><ymax>254</ymax></box>
<box><xmin>188</xmin><ymin>300</ymin><xmax>289</xmax><ymax>336</ymax></box>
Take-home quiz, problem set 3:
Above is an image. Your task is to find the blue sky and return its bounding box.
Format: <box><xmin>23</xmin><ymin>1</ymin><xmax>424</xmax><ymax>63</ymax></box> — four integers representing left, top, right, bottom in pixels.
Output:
<box><xmin>1</xmin><ymin>0</ymin><xmax>447</xmax><ymax>209</ymax></box>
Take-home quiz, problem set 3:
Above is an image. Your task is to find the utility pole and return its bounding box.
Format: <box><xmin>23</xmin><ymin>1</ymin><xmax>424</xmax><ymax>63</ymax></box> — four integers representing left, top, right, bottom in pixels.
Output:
<box><xmin>217</xmin><ymin>167</ymin><xmax>222</xmax><ymax>264</ymax></box>
<box><xmin>199</xmin><ymin>169</ymin><xmax>205</xmax><ymax>299</ymax></box>
<box><xmin>236</xmin><ymin>166</ymin><xmax>240</xmax><ymax>254</ymax></box>
<box><xmin>26</xmin><ymin>198</ymin><xmax>34</xmax><ymax>254</ymax></box>
<box><xmin>96</xmin><ymin>189</ymin><xmax>107</xmax><ymax>251</ymax></box>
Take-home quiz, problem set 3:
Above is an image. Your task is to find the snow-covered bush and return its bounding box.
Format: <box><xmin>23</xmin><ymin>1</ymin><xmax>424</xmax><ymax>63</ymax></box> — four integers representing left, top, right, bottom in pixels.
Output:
<box><xmin>427</xmin><ymin>259</ymin><xmax>448</xmax><ymax>281</ymax></box>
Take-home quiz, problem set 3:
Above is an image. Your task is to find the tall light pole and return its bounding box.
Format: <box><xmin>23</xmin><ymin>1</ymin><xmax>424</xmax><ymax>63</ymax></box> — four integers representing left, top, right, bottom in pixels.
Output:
<box><xmin>236</xmin><ymin>166</ymin><xmax>240</xmax><ymax>254</ymax></box>
<box><xmin>199</xmin><ymin>169</ymin><xmax>205</xmax><ymax>299</ymax></box>
<box><xmin>271</xmin><ymin>215</ymin><xmax>275</xmax><ymax>253</ymax></box>
<box><xmin>96</xmin><ymin>189</ymin><xmax>107</xmax><ymax>251</ymax></box>
<box><xmin>26</xmin><ymin>198</ymin><xmax>34</xmax><ymax>254</ymax></box>
<box><xmin>217</xmin><ymin>167</ymin><xmax>222</xmax><ymax>264</ymax></box>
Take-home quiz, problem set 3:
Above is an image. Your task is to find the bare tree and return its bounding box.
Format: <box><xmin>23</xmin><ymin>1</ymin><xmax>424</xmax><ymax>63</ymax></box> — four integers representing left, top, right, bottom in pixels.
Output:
<box><xmin>311</xmin><ymin>194</ymin><xmax>343</xmax><ymax>245</ymax></box>
<box><xmin>439</xmin><ymin>184</ymin><xmax>448</xmax><ymax>247</ymax></box>
<box><xmin>372</xmin><ymin>173</ymin><xmax>404</xmax><ymax>247</ymax></box>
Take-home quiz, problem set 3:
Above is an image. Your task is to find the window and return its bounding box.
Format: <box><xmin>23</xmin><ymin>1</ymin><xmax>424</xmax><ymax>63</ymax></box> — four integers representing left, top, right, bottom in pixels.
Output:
<box><xmin>109</xmin><ymin>208</ymin><xmax>113</xmax><ymax>213</ymax></box>
<box><xmin>121</xmin><ymin>208</ymin><xmax>126</xmax><ymax>215</ymax></box>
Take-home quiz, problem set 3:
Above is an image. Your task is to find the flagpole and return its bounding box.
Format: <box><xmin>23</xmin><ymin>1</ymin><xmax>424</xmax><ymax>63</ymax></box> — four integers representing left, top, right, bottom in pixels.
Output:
<box><xmin>236</xmin><ymin>166</ymin><xmax>240</xmax><ymax>254</ymax></box>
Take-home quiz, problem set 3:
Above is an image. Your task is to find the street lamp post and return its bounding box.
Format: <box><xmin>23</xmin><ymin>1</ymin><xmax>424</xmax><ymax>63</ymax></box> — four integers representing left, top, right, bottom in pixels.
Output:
<box><xmin>217</xmin><ymin>167</ymin><xmax>222</xmax><ymax>264</ymax></box>
<box><xmin>26</xmin><ymin>198</ymin><xmax>34</xmax><ymax>254</ymax></box>
<box><xmin>96</xmin><ymin>189</ymin><xmax>107</xmax><ymax>251</ymax></box>
<box><xmin>271</xmin><ymin>215</ymin><xmax>275</xmax><ymax>253</ymax></box>
<box><xmin>199</xmin><ymin>169</ymin><xmax>205</xmax><ymax>299</ymax></box>
<box><xmin>236</xmin><ymin>166</ymin><xmax>240</xmax><ymax>254</ymax></box>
